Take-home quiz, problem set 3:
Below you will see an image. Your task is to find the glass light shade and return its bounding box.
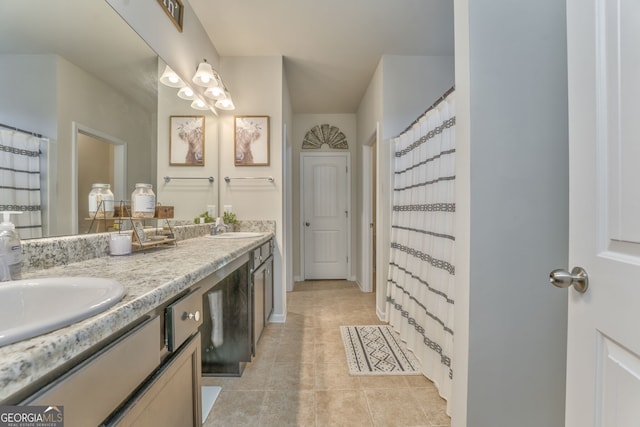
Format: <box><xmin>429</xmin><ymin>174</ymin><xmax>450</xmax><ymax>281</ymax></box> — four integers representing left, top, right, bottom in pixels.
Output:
<box><xmin>159</xmin><ymin>65</ymin><xmax>185</xmax><ymax>88</ymax></box>
<box><xmin>204</xmin><ymin>86</ymin><xmax>225</xmax><ymax>100</ymax></box>
<box><xmin>191</xmin><ymin>98</ymin><xmax>210</xmax><ymax>110</ymax></box>
<box><xmin>192</xmin><ymin>61</ymin><xmax>216</xmax><ymax>87</ymax></box>
<box><xmin>214</xmin><ymin>92</ymin><xmax>235</xmax><ymax>110</ymax></box>
<box><xmin>177</xmin><ymin>86</ymin><xmax>197</xmax><ymax>100</ymax></box>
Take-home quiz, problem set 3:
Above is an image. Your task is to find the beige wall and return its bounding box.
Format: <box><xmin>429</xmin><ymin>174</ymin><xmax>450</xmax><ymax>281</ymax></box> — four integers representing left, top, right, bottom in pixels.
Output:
<box><xmin>357</xmin><ymin>61</ymin><xmax>385</xmax><ymax>314</ymax></box>
<box><xmin>218</xmin><ymin>56</ymin><xmax>287</xmax><ymax>320</ymax></box>
<box><xmin>0</xmin><ymin>54</ymin><xmax>156</xmax><ymax>237</ymax></box>
<box><xmin>282</xmin><ymin>67</ymin><xmax>294</xmax><ymax>294</ymax></box>
<box><xmin>155</xmin><ymin>60</ymin><xmax>219</xmax><ymax>221</ymax></box>
<box><xmin>56</xmin><ymin>56</ymin><xmax>156</xmax><ymax>236</ymax></box>
<box><xmin>0</xmin><ymin>55</ymin><xmax>156</xmax><ymax>235</ymax></box>
<box><xmin>77</xmin><ymin>134</ymin><xmax>114</xmax><ymax>233</ymax></box>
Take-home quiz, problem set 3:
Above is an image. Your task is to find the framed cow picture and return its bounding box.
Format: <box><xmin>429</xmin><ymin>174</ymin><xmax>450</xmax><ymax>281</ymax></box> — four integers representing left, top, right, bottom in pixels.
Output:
<box><xmin>234</xmin><ymin>115</ymin><xmax>269</xmax><ymax>166</ymax></box>
<box><xmin>170</xmin><ymin>115</ymin><xmax>205</xmax><ymax>166</ymax></box>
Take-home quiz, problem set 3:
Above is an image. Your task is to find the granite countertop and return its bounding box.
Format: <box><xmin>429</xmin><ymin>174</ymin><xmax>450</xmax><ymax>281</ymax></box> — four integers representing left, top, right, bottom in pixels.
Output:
<box><xmin>0</xmin><ymin>233</ymin><xmax>272</xmax><ymax>402</ymax></box>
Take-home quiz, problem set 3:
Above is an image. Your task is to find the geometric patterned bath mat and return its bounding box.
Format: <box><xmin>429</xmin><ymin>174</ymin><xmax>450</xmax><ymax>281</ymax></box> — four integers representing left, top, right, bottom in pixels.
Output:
<box><xmin>340</xmin><ymin>325</ymin><xmax>422</xmax><ymax>376</ymax></box>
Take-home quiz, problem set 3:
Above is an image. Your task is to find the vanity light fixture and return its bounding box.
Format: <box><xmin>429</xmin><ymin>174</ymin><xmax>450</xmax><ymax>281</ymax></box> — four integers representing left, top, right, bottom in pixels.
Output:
<box><xmin>177</xmin><ymin>86</ymin><xmax>197</xmax><ymax>100</ymax></box>
<box><xmin>160</xmin><ymin>60</ymin><xmax>233</xmax><ymax>110</ymax></box>
<box><xmin>204</xmin><ymin>86</ymin><xmax>225</xmax><ymax>100</ymax></box>
<box><xmin>159</xmin><ymin>65</ymin><xmax>185</xmax><ymax>88</ymax></box>
<box><xmin>214</xmin><ymin>90</ymin><xmax>235</xmax><ymax>110</ymax></box>
<box><xmin>192</xmin><ymin>59</ymin><xmax>217</xmax><ymax>88</ymax></box>
<box><xmin>191</xmin><ymin>97</ymin><xmax>211</xmax><ymax>111</ymax></box>
<box><xmin>203</xmin><ymin>70</ymin><xmax>225</xmax><ymax>99</ymax></box>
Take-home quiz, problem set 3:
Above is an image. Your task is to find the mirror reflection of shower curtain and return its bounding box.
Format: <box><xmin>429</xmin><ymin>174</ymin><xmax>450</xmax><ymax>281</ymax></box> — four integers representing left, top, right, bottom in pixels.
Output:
<box><xmin>386</xmin><ymin>89</ymin><xmax>455</xmax><ymax>415</ymax></box>
<box><xmin>0</xmin><ymin>129</ymin><xmax>44</xmax><ymax>238</ymax></box>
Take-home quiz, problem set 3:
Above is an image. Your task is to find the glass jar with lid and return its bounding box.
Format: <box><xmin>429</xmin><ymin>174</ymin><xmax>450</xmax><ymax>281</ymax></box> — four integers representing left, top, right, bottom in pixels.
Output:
<box><xmin>88</xmin><ymin>183</ymin><xmax>114</xmax><ymax>218</ymax></box>
<box><xmin>131</xmin><ymin>183</ymin><xmax>156</xmax><ymax>218</ymax></box>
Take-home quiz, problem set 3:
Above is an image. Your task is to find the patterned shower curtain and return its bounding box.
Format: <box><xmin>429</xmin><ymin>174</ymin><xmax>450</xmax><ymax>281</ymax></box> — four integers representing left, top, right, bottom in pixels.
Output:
<box><xmin>386</xmin><ymin>88</ymin><xmax>455</xmax><ymax>412</ymax></box>
<box><xmin>0</xmin><ymin>129</ymin><xmax>44</xmax><ymax>239</ymax></box>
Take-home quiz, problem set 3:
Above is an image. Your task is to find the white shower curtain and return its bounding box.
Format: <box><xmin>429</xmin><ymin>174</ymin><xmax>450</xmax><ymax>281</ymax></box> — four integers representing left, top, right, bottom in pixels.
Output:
<box><xmin>0</xmin><ymin>129</ymin><xmax>44</xmax><ymax>239</ymax></box>
<box><xmin>386</xmin><ymin>89</ymin><xmax>455</xmax><ymax>413</ymax></box>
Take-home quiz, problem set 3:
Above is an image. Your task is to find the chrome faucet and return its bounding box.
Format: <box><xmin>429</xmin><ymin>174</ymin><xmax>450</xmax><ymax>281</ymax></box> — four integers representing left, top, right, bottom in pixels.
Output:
<box><xmin>210</xmin><ymin>218</ymin><xmax>230</xmax><ymax>235</ymax></box>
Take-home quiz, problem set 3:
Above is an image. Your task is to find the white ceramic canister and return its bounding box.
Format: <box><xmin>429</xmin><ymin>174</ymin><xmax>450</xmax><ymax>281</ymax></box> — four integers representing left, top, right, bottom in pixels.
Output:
<box><xmin>88</xmin><ymin>183</ymin><xmax>114</xmax><ymax>218</ymax></box>
<box><xmin>131</xmin><ymin>183</ymin><xmax>156</xmax><ymax>219</ymax></box>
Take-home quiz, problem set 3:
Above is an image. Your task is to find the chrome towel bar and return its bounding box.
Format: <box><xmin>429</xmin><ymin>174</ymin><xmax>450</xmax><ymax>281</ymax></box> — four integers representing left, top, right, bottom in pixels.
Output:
<box><xmin>163</xmin><ymin>176</ymin><xmax>215</xmax><ymax>183</ymax></box>
<box><xmin>224</xmin><ymin>176</ymin><xmax>274</xmax><ymax>183</ymax></box>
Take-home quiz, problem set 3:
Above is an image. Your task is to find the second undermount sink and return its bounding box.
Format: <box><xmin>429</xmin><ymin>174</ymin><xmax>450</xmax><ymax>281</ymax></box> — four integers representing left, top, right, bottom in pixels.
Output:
<box><xmin>207</xmin><ymin>232</ymin><xmax>264</xmax><ymax>239</ymax></box>
<box><xmin>0</xmin><ymin>277</ymin><xmax>126</xmax><ymax>347</ymax></box>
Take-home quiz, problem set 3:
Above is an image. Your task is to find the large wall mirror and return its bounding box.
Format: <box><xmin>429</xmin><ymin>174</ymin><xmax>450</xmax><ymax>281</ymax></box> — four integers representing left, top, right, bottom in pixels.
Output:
<box><xmin>0</xmin><ymin>0</ymin><xmax>218</xmax><ymax>239</ymax></box>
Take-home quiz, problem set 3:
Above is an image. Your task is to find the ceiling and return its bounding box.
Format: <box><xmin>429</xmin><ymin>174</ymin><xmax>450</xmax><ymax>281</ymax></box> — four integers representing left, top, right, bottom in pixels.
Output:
<box><xmin>0</xmin><ymin>1</ymin><xmax>454</xmax><ymax>116</ymax></box>
<box><xmin>189</xmin><ymin>0</ymin><xmax>455</xmax><ymax>114</ymax></box>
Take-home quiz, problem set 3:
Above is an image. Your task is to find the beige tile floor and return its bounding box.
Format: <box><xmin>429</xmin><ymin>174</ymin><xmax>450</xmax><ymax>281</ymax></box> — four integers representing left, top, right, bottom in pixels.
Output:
<box><xmin>203</xmin><ymin>280</ymin><xmax>451</xmax><ymax>427</ymax></box>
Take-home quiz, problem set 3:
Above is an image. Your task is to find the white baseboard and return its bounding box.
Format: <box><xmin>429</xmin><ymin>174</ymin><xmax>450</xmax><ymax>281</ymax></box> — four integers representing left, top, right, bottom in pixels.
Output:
<box><xmin>376</xmin><ymin>307</ymin><xmax>387</xmax><ymax>322</ymax></box>
<box><xmin>202</xmin><ymin>386</ymin><xmax>221</xmax><ymax>424</ymax></box>
<box><xmin>355</xmin><ymin>279</ymin><xmax>374</xmax><ymax>293</ymax></box>
<box><xmin>269</xmin><ymin>313</ymin><xmax>286</xmax><ymax>323</ymax></box>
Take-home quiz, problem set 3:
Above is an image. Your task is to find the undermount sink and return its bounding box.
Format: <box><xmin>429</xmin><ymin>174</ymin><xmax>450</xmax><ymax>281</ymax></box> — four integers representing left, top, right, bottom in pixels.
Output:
<box><xmin>0</xmin><ymin>277</ymin><xmax>126</xmax><ymax>347</ymax></box>
<box><xmin>207</xmin><ymin>232</ymin><xmax>264</xmax><ymax>239</ymax></box>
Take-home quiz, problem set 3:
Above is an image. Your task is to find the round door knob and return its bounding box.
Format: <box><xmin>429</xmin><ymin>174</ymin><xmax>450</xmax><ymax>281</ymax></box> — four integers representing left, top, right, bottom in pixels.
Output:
<box><xmin>305</xmin><ymin>222</ymin><xmax>310</xmax><ymax>227</ymax></box>
<box><xmin>186</xmin><ymin>311</ymin><xmax>201</xmax><ymax>322</ymax></box>
<box><xmin>549</xmin><ymin>267</ymin><xmax>588</xmax><ymax>293</ymax></box>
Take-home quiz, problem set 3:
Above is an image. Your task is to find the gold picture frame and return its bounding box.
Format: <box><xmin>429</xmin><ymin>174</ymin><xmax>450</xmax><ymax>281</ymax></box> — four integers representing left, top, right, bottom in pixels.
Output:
<box><xmin>170</xmin><ymin>115</ymin><xmax>205</xmax><ymax>166</ymax></box>
<box><xmin>234</xmin><ymin>115</ymin><xmax>270</xmax><ymax>166</ymax></box>
<box><xmin>156</xmin><ymin>0</ymin><xmax>184</xmax><ymax>32</ymax></box>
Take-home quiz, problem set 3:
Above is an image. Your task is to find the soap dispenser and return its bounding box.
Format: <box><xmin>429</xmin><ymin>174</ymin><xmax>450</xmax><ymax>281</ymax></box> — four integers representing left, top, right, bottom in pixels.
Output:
<box><xmin>0</xmin><ymin>211</ymin><xmax>23</xmax><ymax>281</ymax></box>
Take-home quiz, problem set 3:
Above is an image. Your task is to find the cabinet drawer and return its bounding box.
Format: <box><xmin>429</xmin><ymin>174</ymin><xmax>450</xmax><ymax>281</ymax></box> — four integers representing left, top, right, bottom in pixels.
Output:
<box><xmin>25</xmin><ymin>316</ymin><xmax>161</xmax><ymax>427</ymax></box>
<box><xmin>260</xmin><ymin>241</ymin><xmax>272</xmax><ymax>260</ymax></box>
<box><xmin>253</xmin><ymin>240</ymin><xmax>273</xmax><ymax>267</ymax></box>
<box><xmin>166</xmin><ymin>288</ymin><xmax>203</xmax><ymax>352</ymax></box>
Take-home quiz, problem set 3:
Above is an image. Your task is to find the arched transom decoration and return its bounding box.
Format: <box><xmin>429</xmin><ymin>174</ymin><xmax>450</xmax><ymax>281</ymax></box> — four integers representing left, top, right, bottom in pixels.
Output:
<box><xmin>302</xmin><ymin>124</ymin><xmax>348</xmax><ymax>149</ymax></box>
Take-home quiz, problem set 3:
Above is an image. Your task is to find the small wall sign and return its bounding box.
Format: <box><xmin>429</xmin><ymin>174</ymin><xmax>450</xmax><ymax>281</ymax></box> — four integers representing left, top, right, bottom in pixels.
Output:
<box><xmin>157</xmin><ymin>0</ymin><xmax>184</xmax><ymax>32</ymax></box>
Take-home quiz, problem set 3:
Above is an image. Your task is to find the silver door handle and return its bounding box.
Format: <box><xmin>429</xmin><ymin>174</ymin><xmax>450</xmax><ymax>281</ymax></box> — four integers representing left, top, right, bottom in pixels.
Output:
<box><xmin>549</xmin><ymin>267</ymin><xmax>589</xmax><ymax>293</ymax></box>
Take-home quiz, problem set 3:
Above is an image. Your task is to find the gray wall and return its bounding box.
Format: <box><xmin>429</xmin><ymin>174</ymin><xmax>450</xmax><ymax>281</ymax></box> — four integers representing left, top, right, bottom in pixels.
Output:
<box><xmin>381</xmin><ymin>55</ymin><xmax>455</xmax><ymax>139</ymax></box>
<box><xmin>452</xmin><ymin>0</ymin><xmax>569</xmax><ymax>426</ymax></box>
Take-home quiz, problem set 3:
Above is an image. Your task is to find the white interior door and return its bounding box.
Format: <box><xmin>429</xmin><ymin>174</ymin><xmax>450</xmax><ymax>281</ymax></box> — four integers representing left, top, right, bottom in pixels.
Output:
<box><xmin>302</xmin><ymin>153</ymin><xmax>349</xmax><ymax>279</ymax></box>
<box><xmin>564</xmin><ymin>0</ymin><xmax>640</xmax><ymax>425</ymax></box>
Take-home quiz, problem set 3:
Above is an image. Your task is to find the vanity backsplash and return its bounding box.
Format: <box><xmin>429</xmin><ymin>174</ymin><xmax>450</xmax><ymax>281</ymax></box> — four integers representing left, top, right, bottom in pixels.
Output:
<box><xmin>22</xmin><ymin>220</ymin><xmax>276</xmax><ymax>273</ymax></box>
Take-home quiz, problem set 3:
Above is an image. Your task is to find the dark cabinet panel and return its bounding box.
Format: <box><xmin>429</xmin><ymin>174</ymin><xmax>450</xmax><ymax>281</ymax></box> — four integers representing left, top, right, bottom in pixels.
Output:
<box><xmin>200</xmin><ymin>260</ymin><xmax>251</xmax><ymax>376</ymax></box>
